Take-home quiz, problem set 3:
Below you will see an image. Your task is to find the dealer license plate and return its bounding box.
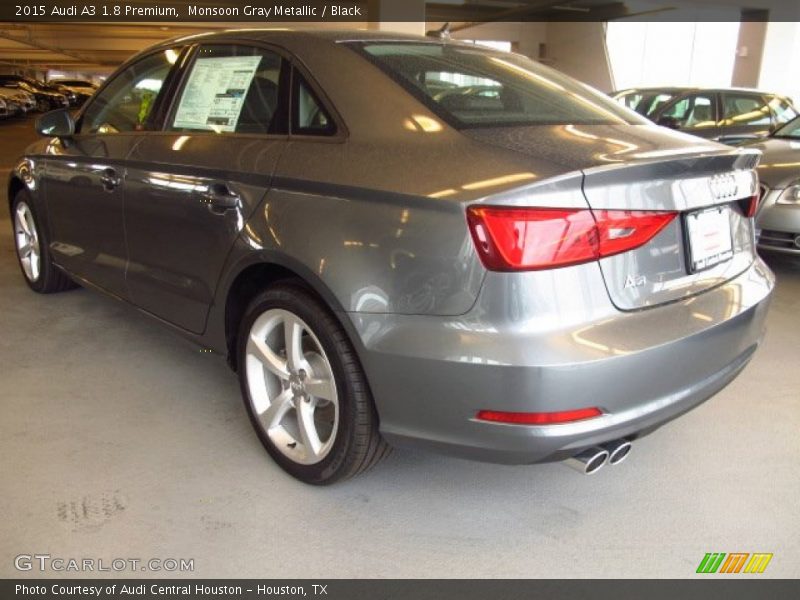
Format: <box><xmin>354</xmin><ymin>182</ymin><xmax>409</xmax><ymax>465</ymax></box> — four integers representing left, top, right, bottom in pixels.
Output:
<box><xmin>686</xmin><ymin>205</ymin><xmax>734</xmax><ymax>272</ymax></box>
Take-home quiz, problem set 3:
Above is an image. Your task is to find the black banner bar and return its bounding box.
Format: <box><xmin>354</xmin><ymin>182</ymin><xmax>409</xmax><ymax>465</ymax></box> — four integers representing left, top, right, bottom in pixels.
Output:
<box><xmin>1</xmin><ymin>0</ymin><xmax>799</xmax><ymax>23</ymax></box>
<box><xmin>3</xmin><ymin>579</ymin><xmax>800</xmax><ymax>600</ymax></box>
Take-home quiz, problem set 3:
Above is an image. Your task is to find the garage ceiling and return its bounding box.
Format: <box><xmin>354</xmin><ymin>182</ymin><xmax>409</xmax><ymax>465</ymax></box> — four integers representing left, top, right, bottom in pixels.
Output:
<box><xmin>0</xmin><ymin>22</ymin><xmax>321</xmax><ymax>75</ymax></box>
<box><xmin>0</xmin><ymin>0</ymin><xmax>782</xmax><ymax>75</ymax></box>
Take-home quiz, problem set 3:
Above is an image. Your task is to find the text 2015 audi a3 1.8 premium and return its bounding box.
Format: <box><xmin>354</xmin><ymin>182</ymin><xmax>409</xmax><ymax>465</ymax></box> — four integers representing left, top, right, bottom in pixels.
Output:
<box><xmin>9</xmin><ymin>30</ymin><xmax>774</xmax><ymax>484</ymax></box>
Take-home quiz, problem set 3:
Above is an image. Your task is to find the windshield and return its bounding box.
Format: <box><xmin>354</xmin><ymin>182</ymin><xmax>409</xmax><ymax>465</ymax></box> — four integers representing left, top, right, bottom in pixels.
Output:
<box><xmin>355</xmin><ymin>42</ymin><xmax>646</xmax><ymax>128</ymax></box>
<box><xmin>773</xmin><ymin>115</ymin><xmax>800</xmax><ymax>138</ymax></box>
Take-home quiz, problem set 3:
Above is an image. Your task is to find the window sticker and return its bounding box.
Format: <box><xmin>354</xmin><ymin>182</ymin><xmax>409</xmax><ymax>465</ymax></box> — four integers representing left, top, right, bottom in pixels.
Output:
<box><xmin>173</xmin><ymin>55</ymin><xmax>262</xmax><ymax>132</ymax></box>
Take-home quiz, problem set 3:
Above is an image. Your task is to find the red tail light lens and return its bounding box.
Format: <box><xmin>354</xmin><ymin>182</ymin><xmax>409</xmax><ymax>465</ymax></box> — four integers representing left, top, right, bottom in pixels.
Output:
<box><xmin>476</xmin><ymin>407</ymin><xmax>603</xmax><ymax>425</ymax></box>
<box><xmin>467</xmin><ymin>207</ymin><xmax>598</xmax><ymax>270</ymax></box>
<box><xmin>593</xmin><ymin>210</ymin><xmax>677</xmax><ymax>258</ymax></box>
<box><xmin>744</xmin><ymin>194</ymin><xmax>759</xmax><ymax>218</ymax></box>
<box><xmin>467</xmin><ymin>206</ymin><xmax>676</xmax><ymax>271</ymax></box>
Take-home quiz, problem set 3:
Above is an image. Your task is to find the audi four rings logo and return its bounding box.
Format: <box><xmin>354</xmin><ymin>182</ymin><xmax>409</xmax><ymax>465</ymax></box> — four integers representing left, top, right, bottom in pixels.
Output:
<box><xmin>710</xmin><ymin>173</ymin><xmax>739</xmax><ymax>200</ymax></box>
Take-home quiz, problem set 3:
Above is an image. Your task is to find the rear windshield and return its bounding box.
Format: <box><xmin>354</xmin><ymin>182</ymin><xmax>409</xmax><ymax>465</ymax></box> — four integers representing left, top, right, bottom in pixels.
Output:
<box><xmin>354</xmin><ymin>42</ymin><xmax>645</xmax><ymax>128</ymax></box>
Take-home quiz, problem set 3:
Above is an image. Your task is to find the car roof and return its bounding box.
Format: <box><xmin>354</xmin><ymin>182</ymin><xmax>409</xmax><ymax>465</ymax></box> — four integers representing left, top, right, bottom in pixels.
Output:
<box><xmin>143</xmin><ymin>28</ymin><xmax>475</xmax><ymax>56</ymax></box>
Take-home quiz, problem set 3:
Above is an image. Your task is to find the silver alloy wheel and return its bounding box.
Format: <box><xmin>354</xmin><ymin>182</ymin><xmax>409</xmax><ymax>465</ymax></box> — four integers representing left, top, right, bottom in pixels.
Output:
<box><xmin>245</xmin><ymin>308</ymin><xmax>339</xmax><ymax>465</ymax></box>
<box><xmin>14</xmin><ymin>201</ymin><xmax>41</xmax><ymax>282</ymax></box>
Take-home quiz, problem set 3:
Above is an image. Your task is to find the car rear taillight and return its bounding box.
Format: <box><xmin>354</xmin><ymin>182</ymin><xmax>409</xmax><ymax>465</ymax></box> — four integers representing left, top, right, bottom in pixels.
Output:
<box><xmin>466</xmin><ymin>206</ymin><xmax>676</xmax><ymax>271</ymax></box>
<box><xmin>476</xmin><ymin>407</ymin><xmax>603</xmax><ymax>425</ymax></box>
<box><xmin>742</xmin><ymin>194</ymin><xmax>759</xmax><ymax>218</ymax></box>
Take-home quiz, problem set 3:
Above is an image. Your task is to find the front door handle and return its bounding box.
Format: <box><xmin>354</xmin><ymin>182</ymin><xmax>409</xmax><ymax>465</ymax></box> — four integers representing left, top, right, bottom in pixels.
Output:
<box><xmin>202</xmin><ymin>182</ymin><xmax>240</xmax><ymax>213</ymax></box>
<box><xmin>100</xmin><ymin>168</ymin><xmax>120</xmax><ymax>192</ymax></box>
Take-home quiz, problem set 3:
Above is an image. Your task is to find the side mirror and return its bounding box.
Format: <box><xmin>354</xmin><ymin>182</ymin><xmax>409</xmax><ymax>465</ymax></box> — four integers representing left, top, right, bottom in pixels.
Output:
<box><xmin>35</xmin><ymin>108</ymin><xmax>75</xmax><ymax>138</ymax></box>
<box><xmin>656</xmin><ymin>115</ymin><xmax>680</xmax><ymax>129</ymax></box>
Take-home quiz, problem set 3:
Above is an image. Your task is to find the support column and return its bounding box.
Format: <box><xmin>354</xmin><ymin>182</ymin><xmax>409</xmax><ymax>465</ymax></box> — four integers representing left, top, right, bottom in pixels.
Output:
<box><xmin>732</xmin><ymin>12</ymin><xmax>768</xmax><ymax>88</ymax></box>
<box><xmin>545</xmin><ymin>22</ymin><xmax>614</xmax><ymax>92</ymax></box>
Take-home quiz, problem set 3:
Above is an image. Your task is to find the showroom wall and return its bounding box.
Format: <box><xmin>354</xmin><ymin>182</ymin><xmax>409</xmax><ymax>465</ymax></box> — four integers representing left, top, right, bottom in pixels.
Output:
<box><xmin>760</xmin><ymin>21</ymin><xmax>800</xmax><ymax>103</ymax></box>
<box><xmin>606</xmin><ymin>21</ymin><xmax>741</xmax><ymax>91</ymax></box>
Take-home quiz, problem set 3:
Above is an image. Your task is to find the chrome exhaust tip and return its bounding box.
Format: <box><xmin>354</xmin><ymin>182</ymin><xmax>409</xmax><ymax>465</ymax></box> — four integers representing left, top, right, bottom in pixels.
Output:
<box><xmin>603</xmin><ymin>439</ymin><xmax>632</xmax><ymax>466</ymax></box>
<box><xmin>564</xmin><ymin>447</ymin><xmax>609</xmax><ymax>475</ymax></box>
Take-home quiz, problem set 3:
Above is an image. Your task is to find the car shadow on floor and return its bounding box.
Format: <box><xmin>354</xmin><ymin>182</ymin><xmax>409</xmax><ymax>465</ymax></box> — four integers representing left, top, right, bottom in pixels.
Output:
<box><xmin>762</xmin><ymin>251</ymin><xmax>800</xmax><ymax>276</ymax></box>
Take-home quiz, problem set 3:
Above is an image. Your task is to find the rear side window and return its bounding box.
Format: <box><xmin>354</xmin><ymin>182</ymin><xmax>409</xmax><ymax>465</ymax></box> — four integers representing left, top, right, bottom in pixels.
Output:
<box><xmin>721</xmin><ymin>94</ymin><xmax>771</xmax><ymax>127</ymax></box>
<box><xmin>170</xmin><ymin>44</ymin><xmax>288</xmax><ymax>135</ymax></box>
<box><xmin>356</xmin><ymin>42</ymin><xmax>643</xmax><ymax>128</ymax></box>
<box><xmin>661</xmin><ymin>94</ymin><xmax>716</xmax><ymax>129</ymax></box>
<box><xmin>292</xmin><ymin>72</ymin><xmax>335</xmax><ymax>136</ymax></box>
<box><xmin>80</xmin><ymin>48</ymin><xmax>182</xmax><ymax>134</ymax></box>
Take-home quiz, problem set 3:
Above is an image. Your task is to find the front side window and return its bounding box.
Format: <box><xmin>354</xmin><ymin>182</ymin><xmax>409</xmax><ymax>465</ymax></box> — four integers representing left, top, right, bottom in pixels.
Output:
<box><xmin>80</xmin><ymin>48</ymin><xmax>182</xmax><ymax>134</ymax></box>
<box><xmin>170</xmin><ymin>44</ymin><xmax>287</xmax><ymax>135</ymax></box>
<box><xmin>614</xmin><ymin>92</ymin><xmax>643</xmax><ymax>111</ymax></box>
<box><xmin>721</xmin><ymin>94</ymin><xmax>771</xmax><ymax>127</ymax></box>
<box><xmin>644</xmin><ymin>93</ymin><xmax>676</xmax><ymax>117</ymax></box>
<box><xmin>768</xmin><ymin>97</ymin><xmax>798</xmax><ymax>127</ymax></box>
<box><xmin>772</xmin><ymin>116</ymin><xmax>800</xmax><ymax>139</ymax></box>
<box><xmin>661</xmin><ymin>94</ymin><xmax>716</xmax><ymax>129</ymax></box>
<box><xmin>356</xmin><ymin>42</ymin><xmax>644</xmax><ymax>128</ymax></box>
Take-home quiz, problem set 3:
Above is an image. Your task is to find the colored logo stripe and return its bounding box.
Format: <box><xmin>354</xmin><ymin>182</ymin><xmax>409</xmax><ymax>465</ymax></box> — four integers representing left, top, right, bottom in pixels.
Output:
<box><xmin>697</xmin><ymin>552</ymin><xmax>773</xmax><ymax>574</ymax></box>
<box><xmin>697</xmin><ymin>553</ymin><xmax>726</xmax><ymax>573</ymax></box>
<box><xmin>719</xmin><ymin>553</ymin><xmax>749</xmax><ymax>573</ymax></box>
<box><xmin>744</xmin><ymin>553</ymin><xmax>773</xmax><ymax>574</ymax></box>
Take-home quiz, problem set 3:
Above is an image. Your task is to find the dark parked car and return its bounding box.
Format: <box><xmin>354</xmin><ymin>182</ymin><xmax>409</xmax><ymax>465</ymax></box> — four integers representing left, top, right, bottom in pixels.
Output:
<box><xmin>0</xmin><ymin>76</ymin><xmax>68</xmax><ymax>111</ymax></box>
<box><xmin>9</xmin><ymin>31</ymin><xmax>773</xmax><ymax>484</ymax></box>
<box><xmin>47</xmin><ymin>79</ymin><xmax>96</xmax><ymax>106</ymax></box>
<box><xmin>50</xmin><ymin>78</ymin><xmax>99</xmax><ymax>94</ymax></box>
<box><xmin>612</xmin><ymin>87</ymin><xmax>797</xmax><ymax>144</ymax></box>
<box><xmin>743</xmin><ymin>116</ymin><xmax>800</xmax><ymax>255</ymax></box>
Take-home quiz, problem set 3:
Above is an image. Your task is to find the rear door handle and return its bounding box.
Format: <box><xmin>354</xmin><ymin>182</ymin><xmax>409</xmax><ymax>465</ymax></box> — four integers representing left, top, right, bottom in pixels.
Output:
<box><xmin>202</xmin><ymin>182</ymin><xmax>240</xmax><ymax>213</ymax></box>
<box><xmin>100</xmin><ymin>168</ymin><xmax>120</xmax><ymax>192</ymax></box>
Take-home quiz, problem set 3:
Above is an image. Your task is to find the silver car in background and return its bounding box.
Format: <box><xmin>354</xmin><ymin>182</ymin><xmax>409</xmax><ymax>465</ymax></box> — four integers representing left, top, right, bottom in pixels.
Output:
<box><xmin>0</xmin><ymin>87</ymin><xmax>36</xmax><ymax>115</ymax></box>
<box><xmin>748</xmin><ymin>116</ymin><xmax>800</xmax><ymax>254</ymax></box>
<box><xmin>10</xmin><ymin>31</ymin><xmax>774</xmax><ymax>484</ymax></box>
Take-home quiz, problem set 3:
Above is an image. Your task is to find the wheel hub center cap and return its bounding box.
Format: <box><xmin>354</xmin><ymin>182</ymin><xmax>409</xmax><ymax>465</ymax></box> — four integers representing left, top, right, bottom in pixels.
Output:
<box><xmin>289</xmin><ymin>369</ymin><xmax>308</xmax><ymax>398</ymax></box>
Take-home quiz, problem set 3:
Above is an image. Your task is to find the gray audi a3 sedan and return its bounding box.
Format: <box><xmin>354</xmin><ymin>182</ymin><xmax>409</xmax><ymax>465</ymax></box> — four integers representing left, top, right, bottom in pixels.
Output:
<box><xmin>10</xmin><ymin>30</ymin><xmax>774</xmax><ymax>484</ymax></box>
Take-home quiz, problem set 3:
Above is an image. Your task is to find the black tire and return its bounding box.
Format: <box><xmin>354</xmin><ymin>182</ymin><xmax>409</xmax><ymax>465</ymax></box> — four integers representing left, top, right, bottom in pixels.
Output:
<box><xmin>237</xmin><ymin>281</ymin><xmax>391</xmax><ymax>485</ymax></box>
<box><xmin>11</xmin><ymin>190</ymin><xmax>77</xmax><ymax>293</ymax></box>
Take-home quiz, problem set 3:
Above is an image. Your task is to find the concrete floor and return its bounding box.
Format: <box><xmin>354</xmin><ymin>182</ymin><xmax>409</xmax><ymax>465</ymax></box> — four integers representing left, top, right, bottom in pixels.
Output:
<box><xmin>1</xmin><ymin>116</ymin><xmax>798</xmax><ymax>579</ymax></box>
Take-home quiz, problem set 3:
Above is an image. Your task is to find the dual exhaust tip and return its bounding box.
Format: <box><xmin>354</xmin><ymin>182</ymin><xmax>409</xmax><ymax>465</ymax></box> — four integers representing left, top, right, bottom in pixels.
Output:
<box><xmin>565</xmin><ymin>439</ymin><xmax>632</xmax><ymax>475</ymax></box>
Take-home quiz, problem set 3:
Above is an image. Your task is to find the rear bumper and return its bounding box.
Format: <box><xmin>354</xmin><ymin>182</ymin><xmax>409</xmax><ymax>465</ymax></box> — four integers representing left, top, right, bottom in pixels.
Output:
<box><xmin>349</xmin><ymin>257</ymin><xmax>774</xmax><ymax>464</ymax></box>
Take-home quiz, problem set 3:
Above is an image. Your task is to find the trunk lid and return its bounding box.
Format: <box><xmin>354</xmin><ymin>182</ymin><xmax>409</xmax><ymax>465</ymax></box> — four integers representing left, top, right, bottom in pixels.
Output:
<box><xmin>582</xmin><ymin>151</ymin><xmax>759</xmax><ymax>310</ymax></box>
<box><xmin>464</xmin><ymin>124</ymin><xmax>761</xmax><ymax>310</ymax></box>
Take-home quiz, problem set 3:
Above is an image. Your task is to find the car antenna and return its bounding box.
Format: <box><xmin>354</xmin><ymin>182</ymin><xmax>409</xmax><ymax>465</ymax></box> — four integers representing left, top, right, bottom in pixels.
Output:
<box><xmin>426</xmin><ymin>22</ymin><xmax>451</xmax><ymax>40</ymax></box>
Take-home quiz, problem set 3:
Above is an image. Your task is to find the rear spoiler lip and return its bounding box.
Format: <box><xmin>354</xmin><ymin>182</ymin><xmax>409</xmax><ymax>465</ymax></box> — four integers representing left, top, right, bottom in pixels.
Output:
<box><xmin>581</xmin><ymin>147</ymin><xmax>761</xmax><ymax>178</ymax></box>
